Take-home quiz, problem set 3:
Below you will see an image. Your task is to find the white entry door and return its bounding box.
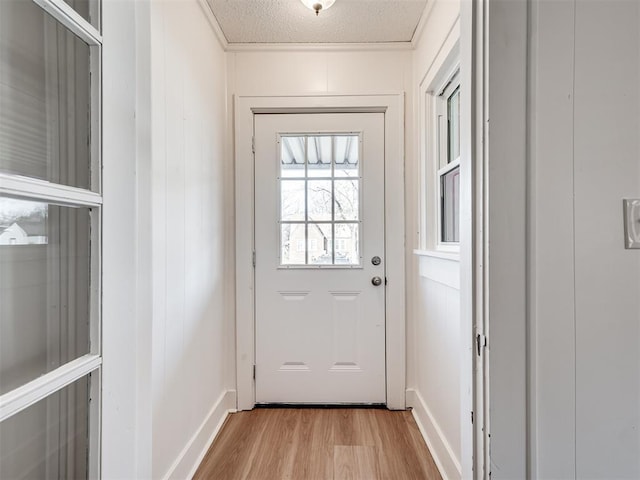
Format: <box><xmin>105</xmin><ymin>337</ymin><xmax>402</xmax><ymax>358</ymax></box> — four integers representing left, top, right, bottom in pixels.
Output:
<box><xmin>254</xmin><ymin>112</ymin><xmax>386</xmax><ymax>404</ymax></box>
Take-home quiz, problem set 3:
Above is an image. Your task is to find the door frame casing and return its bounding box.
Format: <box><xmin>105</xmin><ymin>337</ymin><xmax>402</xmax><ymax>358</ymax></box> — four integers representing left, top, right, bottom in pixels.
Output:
<box><xmin>234</xmin><ymin>94</ymin><xmax>406</xmax><ymax>410</ymax></box>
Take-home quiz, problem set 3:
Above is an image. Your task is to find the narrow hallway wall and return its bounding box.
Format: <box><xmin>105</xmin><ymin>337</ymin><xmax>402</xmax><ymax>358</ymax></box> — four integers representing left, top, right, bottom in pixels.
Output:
<box><xmin>148</xmin><ymin>1</ymin><xmax>233</xmax><ymax>477</ymax></box>
<box><xmin>407</xmin><ymin>1</ymin><xmax>462</xmax><ymax>479</ymax></box>
<box><xmin>528</xmin><ymin>0</ymin><xmax>640</xmax><ymax>476</ymax></box>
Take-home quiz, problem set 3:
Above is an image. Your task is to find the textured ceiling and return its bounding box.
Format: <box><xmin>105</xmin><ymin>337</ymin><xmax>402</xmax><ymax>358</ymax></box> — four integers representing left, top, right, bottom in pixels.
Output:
<box><xmin>207</xmin><ymin>0</ymin><xmax>429</xmax><ymax>44</ymax></box>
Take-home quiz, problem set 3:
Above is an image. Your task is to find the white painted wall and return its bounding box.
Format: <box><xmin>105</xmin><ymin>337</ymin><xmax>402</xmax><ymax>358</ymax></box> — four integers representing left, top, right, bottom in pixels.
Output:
<box><xmin>102</xmin><ymin>0</ymin><xmax>142</xmax><ymax>476</ymax></box>
<box><xmin>528</xmin><ymin>0</ymin><xmax>640</xmax><ymax>477</ymax></box>
<box><xmin>407</xmin><ymin>1</ymin><xmax>463</xmax><ymax>479</ymax></box>
<box><xmin>227</xmin><ymin>48</ymin><xmax>411</xmax><ymax>97</ymax></box>
<box><xmin>102</xmin><ymin>0</ymin><xmax>234</xmax><ymax>478</ymax></box>
<box><xmin>147</xmin><ymin>1</ymin><xmax>233</xmax><ymax>478</ymax></box>
<box><xmin>484</xmin><ymin>0</ymin><xmax>640</xmax><ymax>477</ymax></box>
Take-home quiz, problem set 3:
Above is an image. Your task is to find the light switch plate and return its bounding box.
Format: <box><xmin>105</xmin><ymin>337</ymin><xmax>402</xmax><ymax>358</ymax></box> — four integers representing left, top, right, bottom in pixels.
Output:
<box><xmin>623</xmin><ymin>199</ymin><xmax>640</xmax><ymax>249</ymax></box>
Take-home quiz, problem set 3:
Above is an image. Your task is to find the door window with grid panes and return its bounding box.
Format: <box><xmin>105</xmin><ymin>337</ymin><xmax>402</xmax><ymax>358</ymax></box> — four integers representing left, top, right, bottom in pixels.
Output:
<box><xmin>0</xmin><ymin>0</ymin><xmax>102</xmax><ymax>478</ymax></box>
<box><xmin>279</xmin><ymin>134</ymin><xmax>362</xmax><ymax>267</ymax></box>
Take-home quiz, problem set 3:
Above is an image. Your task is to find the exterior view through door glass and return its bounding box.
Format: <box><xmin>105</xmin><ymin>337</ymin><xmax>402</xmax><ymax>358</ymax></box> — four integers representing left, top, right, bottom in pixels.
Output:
<box><xmin>255</xmin><ymin>113</ymin><xmax>386</xmax><ymax>404</ymax></box>
<box><xmin>280</xmin><ymin>134</ymin><xmax>360</xmax><ymax>266</ymax></box>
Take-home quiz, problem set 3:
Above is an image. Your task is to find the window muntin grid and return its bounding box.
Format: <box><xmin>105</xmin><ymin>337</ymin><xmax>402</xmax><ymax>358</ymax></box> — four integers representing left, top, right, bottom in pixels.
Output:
<box><xmin>436</xmin><ymin>72</ymin><xmax>461</xmax><ymax>245</ymax></box>
<box><xmin>0</xmin><ymin>1</ymin><xmax>102</xmax><ymax>477</ymax></box>
<box><xmin>279</xmin><ymin>134</ymin><xmax>362</xmax><ymax>267</ymax></box>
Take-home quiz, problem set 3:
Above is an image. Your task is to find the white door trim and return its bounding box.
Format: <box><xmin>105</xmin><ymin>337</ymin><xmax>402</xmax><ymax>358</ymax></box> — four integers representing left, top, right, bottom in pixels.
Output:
<box><xmin>234</xmin><ymin>94</ymin><xmax>406</xmax><ymax>410</ymax></box>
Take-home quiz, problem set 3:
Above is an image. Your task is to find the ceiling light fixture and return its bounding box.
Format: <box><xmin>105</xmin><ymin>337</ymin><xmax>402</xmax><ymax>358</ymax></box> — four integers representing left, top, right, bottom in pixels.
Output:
<box><xmin>301</xmin><ymin>0</ymin><xmax>336</xmax><ymax>16</ymax></box>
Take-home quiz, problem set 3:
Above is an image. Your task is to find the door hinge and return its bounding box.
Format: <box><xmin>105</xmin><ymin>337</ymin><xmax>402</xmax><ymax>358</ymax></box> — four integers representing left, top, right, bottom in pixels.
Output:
<box><xmin>476</xmin><ymin>333</ymin><xmax>487</xmax><ymax>356</ymax></box>
<box><xmin>252</xmin><ymin>136</ymin><xmax>255</xmax><ymax>154</ymax></box>
<box><xmin>252</xmin><ymin>251</ymin><xmax>256</xmax><ymax>267</ymax></box>
<box><xmin>471</xmin><ymin>410</ymin><xmax>474</xmax><ymax>424</ymax></box>
<box><xmin>253</xmin><ymin>365</ymin><xmax>256</xmax><ymax>380</ymax></box>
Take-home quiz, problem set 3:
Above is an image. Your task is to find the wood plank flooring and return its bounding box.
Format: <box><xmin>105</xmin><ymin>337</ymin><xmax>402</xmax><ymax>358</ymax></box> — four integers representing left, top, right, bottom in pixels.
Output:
<box><xmin>193</xmin><ymin>408</ymin><xmax>442</xmax><ymax>480</ymax></box>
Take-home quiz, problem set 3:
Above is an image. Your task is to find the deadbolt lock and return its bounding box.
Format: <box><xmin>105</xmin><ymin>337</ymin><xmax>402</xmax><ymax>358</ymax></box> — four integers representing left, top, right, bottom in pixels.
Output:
<box><xmin>371</xmin><ymin>256</ymin><xmax>381</xmax><ymax>266</ymax></box>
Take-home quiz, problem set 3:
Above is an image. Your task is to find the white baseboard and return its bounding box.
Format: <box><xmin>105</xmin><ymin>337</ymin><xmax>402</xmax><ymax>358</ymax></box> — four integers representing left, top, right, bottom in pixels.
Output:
<box><xmin>406</xmin><ymin>388</ymin><xmax>462</xmax><ymax>480</ymax></box>
<box><xmin>163</xmin><ymin>389</ymin><xmax>237</xmax><ymax>480</ymax></box>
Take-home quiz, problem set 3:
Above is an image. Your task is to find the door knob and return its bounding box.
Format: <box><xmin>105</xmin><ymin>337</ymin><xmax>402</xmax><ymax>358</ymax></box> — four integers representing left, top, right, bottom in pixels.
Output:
<box><xmin>371</xmin><ymin>276</ymin><xmax>382</xmax><ymax>286</ymax></box>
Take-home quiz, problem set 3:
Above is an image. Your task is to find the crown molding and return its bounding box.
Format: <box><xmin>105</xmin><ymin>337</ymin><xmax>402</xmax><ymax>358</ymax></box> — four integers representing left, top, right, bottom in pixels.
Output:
<box><xmin>197</xmin><ymin>0</ymin><xmax>229</xmax><ymax>50</ymax></box>
<box><xmin>411</xmin><ymin>0</ymin><xmax>436</xmax><ymax>48</ymax></box>
<box><xmin>225</xmin><ymin>42</ymin><xmax>413</xmax><ymax>53</ymax></box>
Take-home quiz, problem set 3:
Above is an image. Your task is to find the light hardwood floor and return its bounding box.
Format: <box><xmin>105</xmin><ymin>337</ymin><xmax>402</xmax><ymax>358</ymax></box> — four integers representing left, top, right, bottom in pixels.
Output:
<box><xmin>193</xmin><ymin>408</ymin><xmax>442</xmax><ymax>480</ymax></box>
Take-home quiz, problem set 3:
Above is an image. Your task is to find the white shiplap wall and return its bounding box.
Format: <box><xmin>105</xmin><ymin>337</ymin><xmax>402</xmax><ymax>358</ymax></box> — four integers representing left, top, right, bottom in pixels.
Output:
<box><xmin>528</xmin><ymin>0</ymin><xmax>640</xmax><ymax>477</ymax></box>
<box><xmin>147</xmin><ymin>1</ymin><xmax>234</xmax><ymax>478</ymax></box>
<box><xmin>407</xmin><ymin>1</ymin><xmax>463</xmax><ymax>478</ymax></box>
<box><xmin>102</xmin><ymin>1</ymin><xmax>235</xmax><ymax>477</ymax></box>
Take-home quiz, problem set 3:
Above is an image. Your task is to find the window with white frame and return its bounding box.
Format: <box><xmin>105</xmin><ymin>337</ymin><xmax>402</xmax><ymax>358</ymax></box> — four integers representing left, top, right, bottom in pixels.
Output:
<box><xmin>0</xmin><ymin>0</ymin><xmax>101</xmax><ymax>478</ymax></box>
<box><xmin>436</xmin><ymin>71</ymin><xmax>460</xmax><ymax>245</ymax></box>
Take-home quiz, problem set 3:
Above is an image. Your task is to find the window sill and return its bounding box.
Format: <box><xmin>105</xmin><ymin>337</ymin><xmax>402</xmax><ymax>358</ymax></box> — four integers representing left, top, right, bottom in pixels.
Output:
<box><xmin>414</xmin><ymin>249</ymin><xmax>460</xmax><ymax>289</ymax></box>
<box><xmin>413</xmin><ymin>249</ymin><xmax>460</xmax><ymax>262</ymax></box>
